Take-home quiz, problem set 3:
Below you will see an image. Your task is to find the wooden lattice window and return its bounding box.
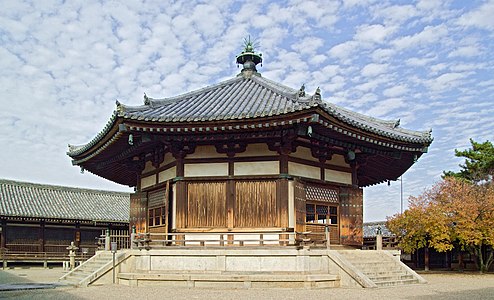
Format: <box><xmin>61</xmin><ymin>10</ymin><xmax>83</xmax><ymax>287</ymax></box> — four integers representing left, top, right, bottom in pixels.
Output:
<box><xmin>306</xmin><ymin>185</ymin><xmax>339</xmax><ymax>203</ymax></box>
<box><xmin>306</xmin><ymin>203</ymin><xmax>338</xmax><ymax>225</ymax></box>
<box><xmin>148</xmin><ymin>189</ymin><xmax>167</xmax><ymax>228</ymax></box>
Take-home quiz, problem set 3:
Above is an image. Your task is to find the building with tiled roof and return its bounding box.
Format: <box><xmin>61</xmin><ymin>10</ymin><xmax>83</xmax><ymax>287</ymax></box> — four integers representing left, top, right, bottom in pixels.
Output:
<box><xmin>0</xmin><ymin>179</ymin><xmax>129</xmax><ymax>254</ymax></box>
<box><xmin>67</xmin><ymin>39</ymin><xmax>432</xmax><ymax>247</ymax></box>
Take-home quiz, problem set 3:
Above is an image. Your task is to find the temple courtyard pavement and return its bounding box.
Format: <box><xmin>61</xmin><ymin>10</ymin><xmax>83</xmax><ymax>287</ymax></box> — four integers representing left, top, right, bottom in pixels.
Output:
<box><xmin>1</xmin><ymin>267</ymin><xmax>493</xmax><ymax>299</ymax></box>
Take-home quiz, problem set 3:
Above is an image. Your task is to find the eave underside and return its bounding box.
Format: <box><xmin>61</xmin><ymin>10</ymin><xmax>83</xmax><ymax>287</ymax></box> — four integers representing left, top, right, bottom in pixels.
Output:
<box><xmin>70</xmin><ymin>113</ymin><xmax>429</xmax><ymax>188</ymax></box>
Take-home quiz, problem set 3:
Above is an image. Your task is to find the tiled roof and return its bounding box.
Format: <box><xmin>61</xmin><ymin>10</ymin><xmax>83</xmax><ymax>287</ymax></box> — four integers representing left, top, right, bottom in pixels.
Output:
<box><xmin>363</xmin><ymin>221</ymin><xmax>394</xmax><ymax>238</ymax></box>
<box><xmin>0</xmin><ymin>179</ymin><xmax>130</xmax><ymax>223</ymax></box>
<box><xmin>68</xmin><ymin>72</ymin><xmax>432</xmax><ymax>157</ymax></box>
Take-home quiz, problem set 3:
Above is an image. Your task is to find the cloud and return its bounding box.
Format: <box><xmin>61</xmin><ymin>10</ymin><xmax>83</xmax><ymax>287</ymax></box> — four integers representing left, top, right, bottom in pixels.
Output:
<box><xmin>361</xmin><ymin>63</ymin><xmax>389</xmax><ymax>77</ymax></box>
<box><xmin>366</xmin><ymin>98</ymin><xmax>406</xmax><ymax>118</ymax></box>
<box><xmin>457</xmin><ymin>0</ymin><xmax>494</xmax><ymax>31</ymax></box>
<box><xmin>354</xmin><ymin>24</ymin><xmax>396</xmax><ymax>44</ymax></box>
<box><xmin>328</xmin><ymin>41</ymin><xmax>359</xmax><ymax>62</ymax></box>
<box><xmin>1</xmin><ymin>0</ymin><xmax>494</xmax><ymax>224</ymax></box>
<box><xmin>448</xmin><ymin>45</ymin><xmax>481</xmax><ymax>58</ymax></box>
<box><xmin>392</xmin><ymin>24</ymin><xmax>449</xmax><ymax>50</ymax></box>
<box><xmin>383</xmin><ymin>85</ymin><xmax>409</xmax><ymax>97</ymax></box>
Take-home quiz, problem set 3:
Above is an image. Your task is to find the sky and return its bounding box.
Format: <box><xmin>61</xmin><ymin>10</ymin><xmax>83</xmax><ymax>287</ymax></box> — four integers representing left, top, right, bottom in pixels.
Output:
<box><xmin>1</xmin><ymin>0</ymin><xmax>493</xmax><ymax>222</ymax></box>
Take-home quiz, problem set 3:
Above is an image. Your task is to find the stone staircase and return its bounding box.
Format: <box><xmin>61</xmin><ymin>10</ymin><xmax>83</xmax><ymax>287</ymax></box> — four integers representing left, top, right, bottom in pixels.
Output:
<box><xmin>336</xmin><ymin>250</ymin><xmax>426</xmax><ymax>287</ymax></box>
<box><xmin>59</xmin><ymin>251</ymin><xmax>117</xmax><ymax>287</ymax></box>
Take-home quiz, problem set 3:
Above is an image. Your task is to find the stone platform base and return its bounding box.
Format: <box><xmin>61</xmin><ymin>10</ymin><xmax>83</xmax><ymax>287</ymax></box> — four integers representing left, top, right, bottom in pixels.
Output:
<box><xmin>118</xmin><ymin>272</ymin><xmax>339</xmax><ymax>289</ymax></box>
<box><xmin>64</xmin><ymin>247</ymin><xmax>425</xmax><ymax>289</ymax></box>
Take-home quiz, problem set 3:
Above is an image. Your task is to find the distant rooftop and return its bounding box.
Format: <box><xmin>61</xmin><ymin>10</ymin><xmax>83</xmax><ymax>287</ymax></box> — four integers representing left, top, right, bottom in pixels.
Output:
<box><xmin>0</xmin><ymin>179</ymin><xmax>130</xmax><ymax>223</ymax></box>
<box><xmin>363</xmin><ymin>221</ymin><xmax>394</xmax><ymax>238</ymax></box>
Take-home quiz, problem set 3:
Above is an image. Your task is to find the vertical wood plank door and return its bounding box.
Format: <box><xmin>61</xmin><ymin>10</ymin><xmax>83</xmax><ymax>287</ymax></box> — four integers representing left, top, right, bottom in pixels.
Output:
<box><xmin>294</xmin><ymin>179</ymin><xmax>307</xmax><ymax>233</ymax></box>
<box><xmin>130</xmin><ymin>192</ymin><xmax>148</xmax><ymax>233</ymax></box>
<box><xmin>339</xmin><ymin>186</ymin><xmax>363</xmax><ymax>246</ymax></box>
<box><xmin>186</xmin><ymin>181</ymin><xmax>227</xmax><ymax>228</ymax></box>
<box><xmin>234</xmin><ymin>180</ymin><xmax>278</xmax><ymax>228</ymax></box>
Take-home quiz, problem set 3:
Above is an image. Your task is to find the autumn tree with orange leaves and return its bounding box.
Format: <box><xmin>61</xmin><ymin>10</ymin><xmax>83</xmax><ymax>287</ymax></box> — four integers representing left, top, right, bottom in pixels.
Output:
<box><xmin>387</xmin><ymin>140</ymin><xmax>494</xmax><ymax>272</ymax></box>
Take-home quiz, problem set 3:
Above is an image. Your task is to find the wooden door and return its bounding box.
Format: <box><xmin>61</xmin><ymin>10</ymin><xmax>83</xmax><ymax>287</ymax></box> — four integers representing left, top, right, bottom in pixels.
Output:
<box><xmin>130</xmin><ymin>192</ymin><xmax>148</xmax><ymax>233</ymax></box>
<box><xmin>339</xmin><ymin>187</ymin><xmax>363</xmax><ymax>246</ymax></box>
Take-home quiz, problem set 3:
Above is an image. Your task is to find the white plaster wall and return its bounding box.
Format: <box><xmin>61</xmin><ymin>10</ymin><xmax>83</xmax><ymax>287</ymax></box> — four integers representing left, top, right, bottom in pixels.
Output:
<box><xmin>187</xmin><ymin>145</ymin><xmax>227</xmax><ymax>159</ymax></box>
<box><xmin>234</xmin><ymin>161</ymin><xmax>279</xmax><ymax>176</ymax></box>
<box><xmin>325</xmin><ymin>169</ymin><xmax>352</xmax><ymax>185</ymax></box>
<box><xmin>235</xmin><ymin>143</ymin><xmax>275</xmax><ymax>157</ymax></box>
<box><xmin>184</xmin><ymin>163</ymin><xmax>228</xmax><ymax>177</ymax></box>
<box><xmin>143</xmin><ymin>161</ymin><xmax>155</xmax><ymax>173</ymax></box>
<box><xmin>159</xmin><ymin>166</ymin><xmax>176</xmax><ymax>182</ymax></box>
<box><xmin>290</xmin><ymin>146</ymin><xmax>318</xmax><ymax>162</ymax></box>
<box><xmin>288</xmin><ymin>162</ymin><xmax>320</xmax><ymax>180</ymax></box>
<box><xmin>141</xmin><ymin>174</ymin><xmax>156</xmax><ymax>189</ymax></box>
<box><xmin>159</xmin><ymin>153</ymin><xmax>175</xmax><ymax>168</ymax></box>
<box><xmin>329</xmin><ymin>154</ymin><xmax>349</xmax><ymax>167</ymax></box>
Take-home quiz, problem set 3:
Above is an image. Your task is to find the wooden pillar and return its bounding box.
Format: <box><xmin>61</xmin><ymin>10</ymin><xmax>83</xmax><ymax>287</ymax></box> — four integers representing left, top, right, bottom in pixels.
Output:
<box><xmin>351</xmin><ymin>162</ymin><xmax>358</xmax><ymax>187</ymax></box>
<box><xmin>173</xmin><ymin>146</ymin><xmax>187</xmax><ymax>229</ymax></box>
<box><xmin>227</xmin><ymin>155</ymin><xmax>235</xmax><ymax>229</ymax></box>
<box><xmin>424</xmin><ymin>247</ymin><xmax>430</xmax><ymax>271</ymax></box>
<box><xmin>39</xmin><ymin>220</ymin><xmax>45</xmax><ymax>252</ymax></box>
<box><xmin>458</xmin><ymin>251</ymin><xmax>464</xmax><ymax>272</ymax></box>
<box><xmin>0</xmin><ymin>219</ymin><xmax>6</xmax><ymax>249</ymax></box>
<box><xmin>75</xmin><ymin>223</ymin><xmax>81</xmax><ymax>248</ymax></box>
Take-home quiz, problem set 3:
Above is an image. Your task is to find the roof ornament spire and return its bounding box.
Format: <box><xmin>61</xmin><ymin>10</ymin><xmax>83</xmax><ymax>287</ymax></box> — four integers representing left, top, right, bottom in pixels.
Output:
<box><xmin>313</xmin><ymin>87</ymin><xmax>321</xmax><ymax>102</ymax></box>
<box><xmin>143</xmin><ymin>92</ymin><xmax>150</xmax><ymax>105</ymax></box>
<box><xmin>236</xmin><ymin>36</ymin><xmax>262</xmax><ymax>75</ymax></box>
<box><xmin>298</xmin><ymin>84</ymin><xmax>306</xmax><ymax>97</ymax></box>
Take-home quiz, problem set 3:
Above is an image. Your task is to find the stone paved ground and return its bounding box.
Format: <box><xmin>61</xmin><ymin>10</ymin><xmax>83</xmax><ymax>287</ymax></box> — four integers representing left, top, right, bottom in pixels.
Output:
<box><xmin>1</xmin><ymin>268</ymin><xmax>493</xmax><ymax>300</ymax></box>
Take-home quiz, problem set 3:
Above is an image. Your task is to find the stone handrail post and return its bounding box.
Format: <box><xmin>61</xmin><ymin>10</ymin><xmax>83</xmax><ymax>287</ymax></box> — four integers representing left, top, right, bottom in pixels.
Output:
<box><xmin>105</xmin><ymin>228</ymin><xmax>111</xmax><ymax>251</ymax></box>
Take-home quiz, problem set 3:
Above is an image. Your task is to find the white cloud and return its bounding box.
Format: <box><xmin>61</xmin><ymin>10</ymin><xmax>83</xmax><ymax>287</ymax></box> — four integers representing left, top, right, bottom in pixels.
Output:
<box><xmin>328</xmin><ymin>41</ymin><xmax>359</xmax><ymax>61</ymax></box>
<box><xmin>366</xmin><ymin>98</ymin><xmax>406</xmax><ymax>118</ymax></box>
<box><xmin>373</xmin><ymin>4</ymin><xmax>417</xmax><ymax>25</ymax></box>
<box><xmin>354</xmin><ymin>24</ymin><xmax>396</xmax><ymax>44</ymax></box>
<box><xmin>383</xmin><ymin>85</ymin><xmax>409</xmax><ymax>97</ymax></box>
<box><xmin>0</xmin><ymin>0</ymin><xmax>493</xmax><ymax>223</ymax></box>
<box><xmin>457</xmin><ymin>0</ymin><xmax>494</xmax><ymax>31</ymax></box>
<box><xmin>427</xmin><ymin>72</ymin><xmax>470</xmax><ymax>92</ymax></box>
<box><xmin>448</xmin><ymin>45</ymin><xmax>481</xmax><ymax>58</ymax></box>
<box><xmin>392</xmin><ymin>24</ymin><xmax>449</xmax><ymax>50</ymax></box>
<box><xmin>361</xmin><ymin>63</ymin><xmax>388</xmax><ymax>77</ymax></box>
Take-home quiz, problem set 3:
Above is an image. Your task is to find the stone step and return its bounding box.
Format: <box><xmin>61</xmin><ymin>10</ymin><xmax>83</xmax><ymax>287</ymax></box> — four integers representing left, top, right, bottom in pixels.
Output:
<box><xmin>367</xmin><ymin>274</ymin><xmax>414</xmax><ymax>282</ymax></box>
<box><xmin>363</xmin><ymin>270</ymin><xmax>408</xmax><ymax>277</ymax></box>
<box><xmin>351</xmin><ymin>261</ymin><xmax>400</xmax><ymax>267</ymax></box>
<box><xmin>374</xmin><ymin>278</ymin><xmax>420</xmax><ymax>287</ymax></box>
<box><xmin>354</xmin><ymin>267</ymin><xmax>403</xmax><ymax>273</ymax></box>
<box><xmin>61</xmin><ymin>279</ymin><xmax>80</xmax><ymax>286</ymax></box>
<box><xmin>66</xmin><ymin>273</ymin><xmax>90</xmax><ymax>279</ymax></box>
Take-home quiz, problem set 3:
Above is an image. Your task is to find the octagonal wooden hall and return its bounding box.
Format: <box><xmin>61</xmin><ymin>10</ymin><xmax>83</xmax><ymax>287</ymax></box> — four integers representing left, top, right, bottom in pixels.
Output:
<box><xmin>67</xmin><ymin>40</ymin><xmax>432</xmax><ymax>247</ymax></box>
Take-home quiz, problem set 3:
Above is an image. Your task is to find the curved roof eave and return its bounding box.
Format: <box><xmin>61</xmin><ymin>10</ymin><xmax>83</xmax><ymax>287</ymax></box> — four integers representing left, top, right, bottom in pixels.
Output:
<box><xmin>67</xmin><ymin>110</ymin><xmax>120</xmax><ymax>157</ymax></box>
<box><xmin>68</xmin><ymin>75</ymin><xmax>432</xmax><ymax>158</ymax></box>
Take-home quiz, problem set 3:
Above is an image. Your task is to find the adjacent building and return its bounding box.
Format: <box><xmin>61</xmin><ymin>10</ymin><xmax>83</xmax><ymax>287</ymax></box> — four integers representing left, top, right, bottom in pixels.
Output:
<box><xmin>0</xmin><ymin>179</ymin><xmax>129</xmax><ymax>255</ymax></box>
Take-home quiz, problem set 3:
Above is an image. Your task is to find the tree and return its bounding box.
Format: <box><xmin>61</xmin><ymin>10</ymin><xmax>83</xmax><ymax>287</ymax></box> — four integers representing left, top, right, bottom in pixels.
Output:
<box><xmin>443</xmin><ymin>139</ymin><xmax>494</xmax><ymax>183</ymax></box>
<box><xmin>387</xmin><ymin>181</ymin><xmax>454</xmax><ymax>270</ymax></box>
<box><xmin>387</xmin><ymin>177</ymin><xmax>494</xmax><ymax>272</ymax></box>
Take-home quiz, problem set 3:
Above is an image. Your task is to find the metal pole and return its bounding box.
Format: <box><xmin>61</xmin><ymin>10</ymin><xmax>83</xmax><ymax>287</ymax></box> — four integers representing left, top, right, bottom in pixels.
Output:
<box><xmin>400</xmin><ymin>176</ymin><xmax>403</xmax><ymax>214</ymax></box>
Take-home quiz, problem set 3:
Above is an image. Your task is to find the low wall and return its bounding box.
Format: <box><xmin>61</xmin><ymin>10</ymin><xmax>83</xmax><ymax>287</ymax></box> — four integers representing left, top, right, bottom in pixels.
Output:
<box><xmin>126</xmin><ymin>248</ymin><xmax>331</xmax><ymax>274</ymax></box>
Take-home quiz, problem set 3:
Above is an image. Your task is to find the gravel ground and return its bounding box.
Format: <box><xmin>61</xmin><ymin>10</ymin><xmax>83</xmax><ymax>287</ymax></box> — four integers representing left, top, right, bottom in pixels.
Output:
<box><xmin>1</xmin><ymin>268</ymin><xmax>493</xmax><ymax>300</ymax></box>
